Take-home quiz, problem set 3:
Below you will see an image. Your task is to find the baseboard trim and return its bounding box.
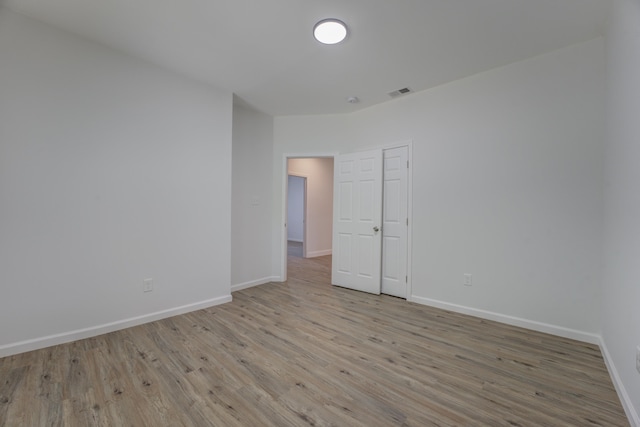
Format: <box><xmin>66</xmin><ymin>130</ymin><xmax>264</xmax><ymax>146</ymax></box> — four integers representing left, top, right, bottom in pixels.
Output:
<box><xmin>408</xmin><ymin>295</ymin><xmax>600</xmax><ymax>344</ymax></box>
<box><xmin>0</xmin><ymin>295</ymin><xmax>232</xmax><ymax>358</ymax></box>
<box><xmin>410</xmin><ymin>294</ymin><xmax>637</xmax><ymax>426</ymax></box>
<box><xmin>599</xmin><ymin>338</ymin><xmax>640</xmax><ymax>426</ymax></box>
<box><xmin>306</xmin><ymin>249</ymin><xmax>332</xmax><ymax>258</ymax></box>
<box><xmin>231</xmin><ymin>276</ymin><xmax>277</xmax><ymax>292</ymax></box>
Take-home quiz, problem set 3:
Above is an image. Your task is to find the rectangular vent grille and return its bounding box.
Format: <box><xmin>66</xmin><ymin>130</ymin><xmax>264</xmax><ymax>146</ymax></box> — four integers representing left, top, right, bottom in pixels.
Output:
<box><xmin>388</xmin><ymin>87</ymin><xmax>412</xmax><ymax>98</ymax></box>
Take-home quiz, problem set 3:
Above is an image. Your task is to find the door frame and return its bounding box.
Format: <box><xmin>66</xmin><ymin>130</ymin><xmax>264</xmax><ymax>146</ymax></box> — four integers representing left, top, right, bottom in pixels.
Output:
<box><xmin>281</xmin><ymin>153</ymin><xmax>337</xmax><ymax>282</ymax></box>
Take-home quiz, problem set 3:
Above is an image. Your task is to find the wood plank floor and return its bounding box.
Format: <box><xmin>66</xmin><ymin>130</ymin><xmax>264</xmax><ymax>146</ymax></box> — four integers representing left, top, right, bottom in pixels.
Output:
<box><xmin>0</xmin><ymin>253</ymin><xmax>629</xmax><ymax>426</ymax></box>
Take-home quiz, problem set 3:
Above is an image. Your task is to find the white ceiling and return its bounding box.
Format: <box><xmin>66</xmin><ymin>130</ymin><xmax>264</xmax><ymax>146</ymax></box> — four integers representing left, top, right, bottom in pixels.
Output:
<box><xmin>4</xmin><ymin>0</ymin><xmax>610</xmax><ymax>116</ymax></box>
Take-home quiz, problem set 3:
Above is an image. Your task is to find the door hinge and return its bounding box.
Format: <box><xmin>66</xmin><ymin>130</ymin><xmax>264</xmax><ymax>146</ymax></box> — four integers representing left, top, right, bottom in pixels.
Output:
<box><xmin>405</xmin><ymin>276</ymin><xmax>408</xmax><ymax>283</ymax></box>
<box><xmin>407</xmin><ymin>160</ymin><xmax>409</xmax><ymax>169</ymax></box>
<box><xmin>406</xmin><ymin>218</ymin><xmax>409</xmax><ymax>226</ymax></box>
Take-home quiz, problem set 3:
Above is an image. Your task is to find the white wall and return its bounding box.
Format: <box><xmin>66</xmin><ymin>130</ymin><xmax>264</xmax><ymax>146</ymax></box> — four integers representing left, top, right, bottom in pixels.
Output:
<box><xmin>274</xmin><ymin>38</ymin><xmax>605</xmax><ymax>340</ymax></box>
<box><xmin>602</xmin><ymin>0</ymin><xmax>640</xmax><ymax>423</ymax></box>
<box><xmin>287</xmin><ymin>175</ymin><xmax>304</xmax><ymax>242</ymax></box>
<box><xmin>287</xmin><ymin>158</ymin><xmax>334</xmax><ymax>257</ymax></box>
<box><xmin>231</xmin><ymin>100</ymin><xmax>275</xmax><ymax>291</ymax></box>
<box><xmin>0</xmin><ymin>9</ymin><xmax>233</xmax><ymax>355</ymax></box>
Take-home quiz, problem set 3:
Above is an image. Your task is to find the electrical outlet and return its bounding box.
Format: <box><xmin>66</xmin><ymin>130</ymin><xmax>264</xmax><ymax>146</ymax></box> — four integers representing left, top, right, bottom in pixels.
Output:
<box><xmin>143</xmin><ymin>278</ymin><xmax>154</xmax><ymax>293</ymax></box>
<box><xmin>463</xmin><ymin>274</ymin><xmax>472</xmax><ymax>286</ymax></box>
<box><xmin>636</xmin><ymin>346</ymin><xmax>640</xmax><ymax>374</ymax></box>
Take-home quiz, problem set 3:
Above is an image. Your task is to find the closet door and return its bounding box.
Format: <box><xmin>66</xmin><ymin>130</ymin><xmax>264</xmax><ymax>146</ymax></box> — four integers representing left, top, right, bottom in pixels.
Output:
<box><xmin>381</xmin><ymin>146</ymin><xmax>409</xmax><ymax>298</ymax></box>
<box><xmin>332</xmin><ymin>149</ymin><xmax>383</xmax><ymax>294</ymax></box>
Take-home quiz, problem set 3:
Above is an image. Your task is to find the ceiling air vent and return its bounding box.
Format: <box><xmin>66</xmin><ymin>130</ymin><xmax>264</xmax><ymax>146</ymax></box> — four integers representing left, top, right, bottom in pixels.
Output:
<box><xmin>388</xmin><ymin>87</ymin><xmax>412</xmax><ymax>98</ymax></box>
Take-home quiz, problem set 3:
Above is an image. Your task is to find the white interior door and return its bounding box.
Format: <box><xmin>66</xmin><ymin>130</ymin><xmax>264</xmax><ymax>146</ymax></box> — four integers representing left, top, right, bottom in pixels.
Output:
<box><xmin>381</xmin><ymin>146</ymin><xmax>409</xmax><ymax>298</ymax></box>
<box><xmin>332</xmin><ymin>149</ymin><xmax>383</xmax><ymax>294</ymax></box>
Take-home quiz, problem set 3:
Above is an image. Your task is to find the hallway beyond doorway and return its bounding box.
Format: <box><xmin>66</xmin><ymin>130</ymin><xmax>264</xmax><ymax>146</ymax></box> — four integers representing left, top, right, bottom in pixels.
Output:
<box><xmin>287</xmin><ymin>240</ymin><xmax>303</xmax><ymax>258</ymax></box>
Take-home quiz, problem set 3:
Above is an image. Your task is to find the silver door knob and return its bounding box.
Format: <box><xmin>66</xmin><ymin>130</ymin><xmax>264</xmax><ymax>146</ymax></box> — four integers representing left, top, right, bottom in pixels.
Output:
<box><xmin>373</xmin><ymin>226</ymin><xmax>380</xmax><ymax>232</ymax></box>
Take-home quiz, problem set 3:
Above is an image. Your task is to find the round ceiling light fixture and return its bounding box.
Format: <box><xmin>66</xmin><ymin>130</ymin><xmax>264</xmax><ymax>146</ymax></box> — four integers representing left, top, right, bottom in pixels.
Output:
<box><xmin>313</xmin><ymin>19</ymin><xmax>348</xmax><ymax>45</ymax></box>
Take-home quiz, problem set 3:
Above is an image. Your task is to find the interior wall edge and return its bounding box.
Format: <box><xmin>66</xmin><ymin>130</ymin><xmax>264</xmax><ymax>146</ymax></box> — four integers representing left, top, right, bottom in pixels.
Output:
<box><xmin>0</xmin><ymin>295</ymin><xmax>232</xmax><ymax>358</ymax></box>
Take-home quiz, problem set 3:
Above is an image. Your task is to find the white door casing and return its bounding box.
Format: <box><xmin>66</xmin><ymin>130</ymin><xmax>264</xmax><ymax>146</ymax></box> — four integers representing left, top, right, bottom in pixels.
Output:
<box><xmin>332</xmin><ymin>150</ymin><xmax>383</xmax><ymax>294</ymax></box>
<box><xmin>381</xmin><ymin>146</ymin><xmax>409</xmax><ymax>298</ymax></box>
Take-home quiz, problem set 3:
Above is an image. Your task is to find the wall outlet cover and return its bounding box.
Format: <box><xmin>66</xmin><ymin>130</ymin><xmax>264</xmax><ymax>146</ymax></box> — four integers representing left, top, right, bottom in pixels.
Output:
<box><xmin>463</xmin><ymin>274</ymin><xmax>472</xmax><ymax>286</ymax></box>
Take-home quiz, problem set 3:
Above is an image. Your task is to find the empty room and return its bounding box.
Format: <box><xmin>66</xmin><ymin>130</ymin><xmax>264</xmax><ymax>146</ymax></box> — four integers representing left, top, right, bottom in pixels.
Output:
<box><xmin>1</xmin><ymin>0</ymin><xmax>639</xmax><ymax>425</ymax></box>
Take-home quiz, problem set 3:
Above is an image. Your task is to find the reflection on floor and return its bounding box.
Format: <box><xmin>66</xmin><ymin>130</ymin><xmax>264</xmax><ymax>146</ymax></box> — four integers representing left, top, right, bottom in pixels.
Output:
<box><xmin>287</xmin><ymin>241</ymin><xmax>331</xmax><ymax>285</ymax></box>
<box><xmin>287</xmin><ymin>240</ymin><xmax>303</xmax><ymax>257</ymax></box>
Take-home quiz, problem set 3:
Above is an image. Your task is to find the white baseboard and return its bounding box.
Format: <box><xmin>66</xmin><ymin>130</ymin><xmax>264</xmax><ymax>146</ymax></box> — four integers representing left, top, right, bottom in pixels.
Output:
<box><xmin>409</xmin><ymin>295</ymin><xmax>637</xmax><ymax>426</ymax></box>
<box><xmin>0</xmin><ymin>295</ymin><xmax>232</xmax><ymax>358</ymax></box>
<box><xmin>408</xmin><ymin>295</ymin><xmax>600</xmax><ymax>344</ymax></box>
<box><xmin>306</xmin><ymin>249</ymin><xmax>332</xmax><ymax>258</ymax></box>
<box><xmin>600</xmin><ymin>338</ymin><xmax>640</xmax><ymax>426</ymax></box>
<box><xmin>231</xmin><ymin>276</ymin><xmax>278</xmax><ymax>292</ymax></box>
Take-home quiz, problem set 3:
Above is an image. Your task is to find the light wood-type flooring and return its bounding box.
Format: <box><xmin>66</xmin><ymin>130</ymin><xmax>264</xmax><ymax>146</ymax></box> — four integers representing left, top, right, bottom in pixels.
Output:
<box><xmin>0</xmin><ymin>252</ymin><xmax>629</xmax><ymax>426</ymax></box>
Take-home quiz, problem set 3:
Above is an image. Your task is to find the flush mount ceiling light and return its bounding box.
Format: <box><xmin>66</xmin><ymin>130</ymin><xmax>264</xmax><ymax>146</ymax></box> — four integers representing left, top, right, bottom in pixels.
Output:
<box><xmin>313</xmin><ymin>19</ymin><xmax>348</xmax><ymax>45</ymax></box>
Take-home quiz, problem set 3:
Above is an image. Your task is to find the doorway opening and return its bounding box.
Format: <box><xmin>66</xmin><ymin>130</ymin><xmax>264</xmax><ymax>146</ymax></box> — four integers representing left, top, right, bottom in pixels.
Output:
<box><xmin>284</xmin><ymin>157</ymin><xmax>335</xmax><ymax>281</ymax></box>
<box><xmin>287</xmin><ymin>175</ymin><xmax>307</xmax><ymax>258</ymax></box>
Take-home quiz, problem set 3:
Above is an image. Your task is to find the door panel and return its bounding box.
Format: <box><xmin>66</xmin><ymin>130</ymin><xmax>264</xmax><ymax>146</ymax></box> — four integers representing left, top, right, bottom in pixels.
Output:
<box><xmin>336</xmin><ymin>233</ymin><xmax>352</xmax><ymax>273</ymax></box>
<box><xmin>381</xmin><ymin>146</ymin><xmax>408</xmax><ymax>298</ymax></box>
<box><xmin>332</xmin><ymin>150</ymin><xmax>382</xmax><ymax>294</ymax></box>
